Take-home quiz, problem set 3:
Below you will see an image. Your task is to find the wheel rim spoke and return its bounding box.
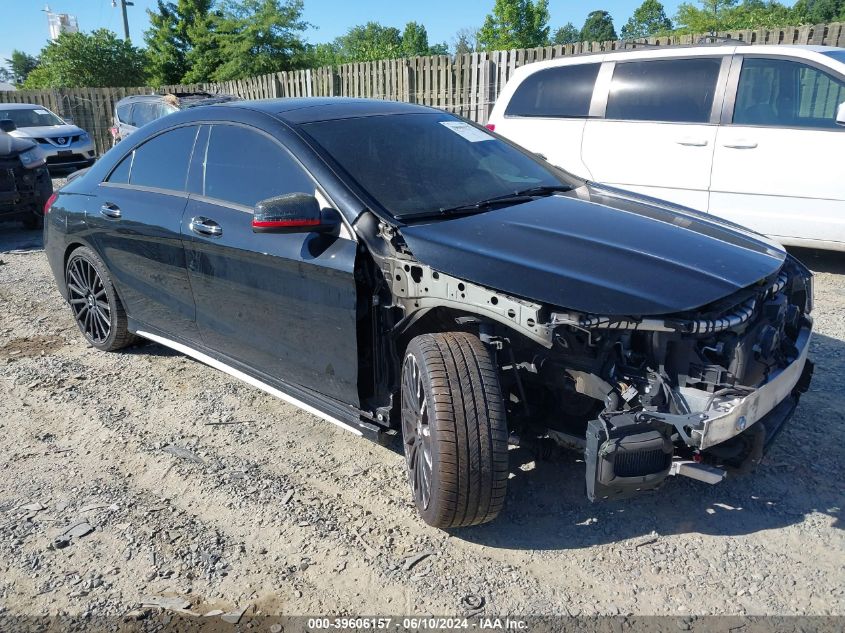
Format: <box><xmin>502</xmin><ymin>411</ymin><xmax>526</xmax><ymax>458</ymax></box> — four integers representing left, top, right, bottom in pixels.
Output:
<box><xmin>401</xmin><ymin>353</ymin><xmax>433</xmax><ymax>511</ymax></box>
<box><xmin>66</xmin><ymin>256</ymin><xmax>111</xmax><ymax>344</ymax></box>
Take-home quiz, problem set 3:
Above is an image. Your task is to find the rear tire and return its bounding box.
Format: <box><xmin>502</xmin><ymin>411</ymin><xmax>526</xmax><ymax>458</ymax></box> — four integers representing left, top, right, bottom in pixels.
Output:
<box><xmin>65</xmin><ymin>247</ymin><xmax>136</xmax><ymax>351</ymax></box>
<box><xmin>401</xmin><ymin>332</ymin><xmax>509</xmax><ymax>528</ymax></box>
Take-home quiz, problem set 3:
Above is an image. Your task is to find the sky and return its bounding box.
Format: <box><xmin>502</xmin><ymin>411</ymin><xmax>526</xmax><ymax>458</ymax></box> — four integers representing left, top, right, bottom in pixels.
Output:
<box><xmin>1</xmin><ymin>0</ymin><xmax>693</xmax><ymax>65</ymax></box>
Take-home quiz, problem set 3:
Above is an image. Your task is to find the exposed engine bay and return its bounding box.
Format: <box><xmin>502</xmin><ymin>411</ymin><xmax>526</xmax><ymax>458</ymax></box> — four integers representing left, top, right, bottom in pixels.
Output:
<box><xmin>371</xmin><ymin>236</ymin><xmax>814</xmax><ymax>501</ymax></box>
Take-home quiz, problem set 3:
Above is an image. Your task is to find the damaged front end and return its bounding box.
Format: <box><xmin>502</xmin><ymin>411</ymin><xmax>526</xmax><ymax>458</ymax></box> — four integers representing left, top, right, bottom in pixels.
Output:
<box><xmin>381</xmin><ymin>244</ymin><xmax>814</xmax><ymax>502</ymax></box>
<box><xmin>551</xmin><ymin>257</ymin><xmax>813</xmax><ymax>501</ymax></box>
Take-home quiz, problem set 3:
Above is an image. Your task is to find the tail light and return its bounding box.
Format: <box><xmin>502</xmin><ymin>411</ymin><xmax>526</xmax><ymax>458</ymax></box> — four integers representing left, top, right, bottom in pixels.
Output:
<box><xmin>44</xmin><ymin>192</ymin><xmax>58</xmax><ymax>215</ymax></box>
<box><xmin>485</xmin><ymin>123</ymin><xmax>496</xmax><ymax>131</ymax></box>
<box><xmin>109</xmin><ymin>126</ymin><xmax>118</xmax><ymax>139</ymax></box>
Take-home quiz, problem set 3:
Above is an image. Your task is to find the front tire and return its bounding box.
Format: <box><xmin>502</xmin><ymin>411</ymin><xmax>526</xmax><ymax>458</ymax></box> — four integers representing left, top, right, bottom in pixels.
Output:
<box><xmin>65</xmin><ymin>247</ymin><xmax>136</xmax><ymax>351</ymax></box>
<box><xmin>401</xmin><ymin>332</ymin><xmax>509</xmax><ymax>528</ymax></box>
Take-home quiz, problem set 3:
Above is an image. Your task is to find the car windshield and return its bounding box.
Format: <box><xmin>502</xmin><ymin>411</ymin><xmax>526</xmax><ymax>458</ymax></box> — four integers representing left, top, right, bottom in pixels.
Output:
<box><xmin>822</xmin><ymin>50</ymin><xmax>845</xmax><ymax>65</ymax></box>
<box><xmin>301</xmin><ymin>112</ymin><xmax>569</xmax><ymax>219</ymax></box>
<box><xmin>0</xmin><ymin>107</ymin><xmax>65</xmax><ymax>128</ymax></box>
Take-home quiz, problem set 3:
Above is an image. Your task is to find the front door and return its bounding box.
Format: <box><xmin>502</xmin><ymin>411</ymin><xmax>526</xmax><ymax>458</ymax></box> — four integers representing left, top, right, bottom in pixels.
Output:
<box><xmin>582</xmin><ymin>56</ymin><xmax>727</xmax><ymax>210</ymax></box>
<box><xmin>183</xmin><ymin>123</ymin><xmax>360</xmax><ymax>406</ymax></box>
<box><xmin>88</xmin><ymin>124</ymin><xmax>200</xmax><ymax>341</ymax></box>
<box><xmin>709</xmin><ymin>55</ymin><xmax>845</xmax><ymax>248</ymax></box>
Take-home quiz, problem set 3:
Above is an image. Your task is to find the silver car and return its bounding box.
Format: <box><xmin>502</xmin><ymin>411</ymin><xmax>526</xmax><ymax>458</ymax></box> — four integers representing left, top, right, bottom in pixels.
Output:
<box><xmin>0</xmin><ymin>103</ymin><xmax>96</xmax><ymax>171</ymax></box>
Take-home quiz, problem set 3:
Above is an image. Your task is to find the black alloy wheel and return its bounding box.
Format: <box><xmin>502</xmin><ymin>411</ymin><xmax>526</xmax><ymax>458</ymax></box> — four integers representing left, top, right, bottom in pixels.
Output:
<box><xmin>65</xmin><ymin>247</ymin><xmax>136</xmax><ymax>351</ymax></box>
<box><xmin>401</xmin><ymin>332</ymin><xmax>509</xmax><ymax>528</ymax></box>
<box><xmin>402</xmin><ymin>352</ymin><xmax>434</xmax><ymax>511</ymax></box>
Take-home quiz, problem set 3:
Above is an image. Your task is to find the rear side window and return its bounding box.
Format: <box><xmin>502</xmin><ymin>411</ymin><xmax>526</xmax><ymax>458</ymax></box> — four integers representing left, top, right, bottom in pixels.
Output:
<box><xmin>116</xmin><ymin>102</ymin><xmax>133</xmax><ymax>124</ymax></box>
<box><xmin>606</xmin><ymin>58</ymin><xmax>723</xmax><ymax>123</ymax></box>
<box><xmin>734</xmin><ymin>57</ymin><xmax>845</xmax><ymax>129</ymax></box>
<box><xmin>203</xmin><ymin>124</ymin><xmax>314</xmax><ymax>208</ymax></box>
<box><xmin>107</xmin><ymin>153</ymin><xmax>132</xmax><ymax>184</ymax></box>
<box><xmin>128</xmin><ymin>126</ymin><xmax>198</xmax><ymax>191</ymax></box>
<box><xmin>505</xmin><ymin>64</ymin><xmax>600</xmax><ymax>118</ymax></box>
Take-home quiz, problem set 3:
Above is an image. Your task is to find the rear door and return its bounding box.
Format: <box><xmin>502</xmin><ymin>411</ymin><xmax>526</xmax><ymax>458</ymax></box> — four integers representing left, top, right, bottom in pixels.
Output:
<box><xmin>90</xmin><ymin>124</ymin><xmax>200</xmax><ymax>341</ymax></box>
<box><xmin>492</xmin><ymin>61</ymin><xmax>601</xmax><ymax>177</ymax></box>
<box><xmin>710</xmin><ymin>55</ymin><xmax>845</xmax><ymax>248</ymax></box>
<box><xmin>582</xmin><ymin>55</ymin><xmax>729</xmax><ymax>210</ymax></box>
<box><xmin>183</xmin><ymin>123</ymin><xmax>361</xmax><ymax>406</ymax></box>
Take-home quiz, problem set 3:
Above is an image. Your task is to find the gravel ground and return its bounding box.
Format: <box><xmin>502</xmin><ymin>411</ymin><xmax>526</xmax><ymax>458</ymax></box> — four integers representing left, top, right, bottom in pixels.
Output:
<box><xmin>0</xmin><ymin>176</ymin><xmax>843</xmax><ymax>622</ymax></box>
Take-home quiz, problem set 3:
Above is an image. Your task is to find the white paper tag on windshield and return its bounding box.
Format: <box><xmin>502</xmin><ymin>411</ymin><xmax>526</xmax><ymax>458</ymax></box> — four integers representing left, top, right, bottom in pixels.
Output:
<box><xmin>34</xmin><ymin>109</ymin><xmax>50</xmax><ymax>115</ymax></box>
<box><xmin>439</xmin><ymin>121</ymin><xmax>494</xmax><ymax>142</ymax></box>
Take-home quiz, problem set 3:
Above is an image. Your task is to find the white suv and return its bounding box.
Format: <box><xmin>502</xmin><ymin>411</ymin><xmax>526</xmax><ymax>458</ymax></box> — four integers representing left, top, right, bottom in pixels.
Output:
<box><xmin>488</xmin><ymin>45</ymin><xmax>845</xmax><ymax>251</ymax></box>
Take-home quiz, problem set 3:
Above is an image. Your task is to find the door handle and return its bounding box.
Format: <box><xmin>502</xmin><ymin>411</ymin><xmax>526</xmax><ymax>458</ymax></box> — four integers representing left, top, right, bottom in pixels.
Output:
<box><xmin>722</xmin><ymin>140</ymin><xmax>758</xmax><ymax>149</ymax></box>
<box><xmin>676</xmin><ymin>137</ymin><xmax>709</xmax><ymax>147</ymax></box>
<box><xmin>100</xmin><ymin>203</ymin><xmax>121</xmax><ymax>219</ymax></box>
<box><xmin>190</xmin><ymin>216</ymin><xmax>223</xmax><ymax>237</ymax></box>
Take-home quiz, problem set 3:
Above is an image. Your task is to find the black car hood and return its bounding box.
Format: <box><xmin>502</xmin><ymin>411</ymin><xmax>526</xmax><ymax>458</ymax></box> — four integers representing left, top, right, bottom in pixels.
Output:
<box><xmin>0</xmin><ymin>132</ymin><xmax>35</xmax><ymax>157</ymax></box>
<box><xmin>399</xmin><ymin>185</ymin><xmax>786</xmax><ymax>316</ymax></box>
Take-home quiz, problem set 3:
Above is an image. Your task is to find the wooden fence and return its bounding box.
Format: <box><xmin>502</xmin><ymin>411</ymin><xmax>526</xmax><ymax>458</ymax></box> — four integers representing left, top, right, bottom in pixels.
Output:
<box><xmin>1</xmin><ymin>21</ymin><xmax>844</xmax><ymax>156</ymax></box>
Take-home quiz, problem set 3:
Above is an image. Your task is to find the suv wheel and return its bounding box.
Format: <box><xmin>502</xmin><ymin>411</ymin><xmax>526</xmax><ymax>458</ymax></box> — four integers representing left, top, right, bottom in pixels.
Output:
<box><xmin>401</xmin><ymin>332</ymin><xmax>509</xmax><ymax>528</ymax></box>
<box><xmin>65</xmin><ymin>247</ymin><xmax>136</xmax><ymax>351</ymax></box>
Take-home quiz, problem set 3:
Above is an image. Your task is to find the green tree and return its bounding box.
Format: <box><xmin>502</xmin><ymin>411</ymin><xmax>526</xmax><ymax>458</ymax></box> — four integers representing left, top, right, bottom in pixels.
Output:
<box><xmin>580</xmin><ymin>10</ymin><xmax>618</xmax><ymax>42</ymax></box>
<box><xmin>209</xmin><ymin>0</ymin><xmax>311</xmax><ymax>81</ymax></box>
<box><xmin>621</xmin><ymin>0</ymin><xmax>673</xmax><ymax>38</ymax></box>
<box><xmin>552</xmin><ymin>22</ymin><xmax>580</xmax><ymax>44</ymax></box>
<box><xmin>23</xmin><ymin>29</ymin><xmax>146</xmax><ymax>88</ymax></box>
<box><xmin>477</xmin><ymin>0</ymin><xmax>551</xmax><ymax>50</ymax></box>
<box><xmin>144</xmin><ymin>0</ymin><xmax>214</xmax><ymax>86</ymax></box>
<box><xmin>5</xmin><ymin>50</ymin><xmax>39</xmax><ymax>84</ymax></box>
<box><xmin>335</xmin><ymin>22</ymin><xmax>403</xmax><ymax>62</ymax></box>
<box><xmin>401</xmin><ymin>21</ymin><xmax>430</xmax><ymax>57</ymax></box>
<box><xmin>428</xmin><ymin>42</ymin><xmax>450</xmax><ymax>55</ymax></box>
<box><xmin>792</xmin><ymin>0</ymin><xmax>845</xmax><ymax>22</ymax></box>
<box><xmin>182</xmin><ymin>4</ymin><xmax>224</xmax><ymax>82</ymax></box>
<box><xmin>675</xmin><ymin>0</ymin><xmax>802</xmax><ymax>33</ymax></box>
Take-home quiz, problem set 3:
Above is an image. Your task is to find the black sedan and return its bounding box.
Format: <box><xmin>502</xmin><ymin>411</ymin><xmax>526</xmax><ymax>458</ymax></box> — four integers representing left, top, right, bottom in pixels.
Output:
<box><xmin>45</xmin><ymin>99</ymin><xmax>813</xmax><ymax>528</ymax></box>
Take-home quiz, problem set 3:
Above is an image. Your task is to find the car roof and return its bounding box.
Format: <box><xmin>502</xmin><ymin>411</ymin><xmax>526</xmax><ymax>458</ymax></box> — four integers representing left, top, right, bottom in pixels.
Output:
<box><xmin>223</xmin><ymin>97</ymin><xmax>438</xmax><ymax>123</ymax></box>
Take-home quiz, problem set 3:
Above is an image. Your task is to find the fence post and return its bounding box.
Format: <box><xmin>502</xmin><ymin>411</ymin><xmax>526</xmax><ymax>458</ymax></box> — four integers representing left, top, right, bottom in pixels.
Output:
<box><xmin>480</xmin><ymin>58</ymin><xmax>495</xmax><ymax>124</ymax></box>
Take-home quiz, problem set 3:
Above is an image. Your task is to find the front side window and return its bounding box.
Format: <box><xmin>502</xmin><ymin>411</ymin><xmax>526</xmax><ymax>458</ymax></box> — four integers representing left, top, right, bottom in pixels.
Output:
<box><xmin>301</xmin><ymin>112</ymin><xmax>567</xmax><ymax>219</ymax></box>
<box><xmin>203</xmin><ymin>125</ymin><xmax>315</xmax><ymax>208</ymax></box>
<box><xmin>505</xmin><ymin>64</ymin><xmax>600</xmax><ymax>118</ymax></box>
<box><xmin>606</xmin><ymin>58</ymin><xmax>723</xmax><ymax>123</ymax></box>
<box><xmin>128</xmin><ymin>125</ymin><xmax>198</xmax><ymax>191</ymax></box>
<box><xmin>734</xmin><ymin>57</ymin><xmax>845</xmax><ymax>129</ymax></box>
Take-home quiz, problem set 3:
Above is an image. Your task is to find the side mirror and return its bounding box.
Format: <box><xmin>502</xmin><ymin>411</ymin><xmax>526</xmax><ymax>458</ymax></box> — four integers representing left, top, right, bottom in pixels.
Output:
<box><xmin>0</xmin><ymin>119</ymin><xmax>16</xmax><ymax>132</ymax></box>
<box><xmin>63</xmin><ymin>117</ymin><xmax>74</xmax><ymax>125</ymax></box>
<box><xmin>252</xmin><ymin>193</ymin><xmax>338</xmax><ymax>234</ymax></box>
<box><xmin>837</xmin><ymin>102</ymin><xmax>845</xmax><ymax>126</ymax></box>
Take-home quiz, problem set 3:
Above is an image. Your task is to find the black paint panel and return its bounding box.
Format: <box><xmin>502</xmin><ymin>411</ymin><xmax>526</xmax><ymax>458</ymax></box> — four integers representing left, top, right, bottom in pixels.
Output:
<box><xmin>183</xmin><ymin>197</ymin><xmax>360</xmax><ymax>406</ymax></box>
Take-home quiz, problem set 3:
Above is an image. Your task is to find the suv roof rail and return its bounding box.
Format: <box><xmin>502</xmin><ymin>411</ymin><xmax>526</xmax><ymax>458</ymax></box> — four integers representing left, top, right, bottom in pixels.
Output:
<box><xmin>696</xmin><ymin>35</ymin><xmax>750</xmax><ymax>45</ymax></box>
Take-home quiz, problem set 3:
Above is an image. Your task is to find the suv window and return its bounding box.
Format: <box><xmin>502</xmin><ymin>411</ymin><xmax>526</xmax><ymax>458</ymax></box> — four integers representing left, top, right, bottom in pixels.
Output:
<box><xmin>127</xmin><ymin>126</ymin><xmax>198</xmax><ymax>191</ymax></box>
<box><xmin>132</xmin><ymin>102</ymin><xmax>159</xmax><ymax>127</ymax></box>
<box><xmin>734</xmin><ymin>57</ymin><xmax>845</xmax><ymax>129</ymax></box>
<box><xmin>606</xmin><ymin>58</ymin><xmax>723</xmax><ymax>123</ymax></box>
<box><xmin>505</xmin><ymin>64</ymin><xmax>600</xmax><ymax>118</ymax></box>
<box><xmin>116</xmin><ymin>102</ymin><xmax>133</xmax><ymax>125</ymax></box>
<box><xmin>203</xmin><ymin>124</ymin><xmax>314</xmax><ymax>208</ymax></box>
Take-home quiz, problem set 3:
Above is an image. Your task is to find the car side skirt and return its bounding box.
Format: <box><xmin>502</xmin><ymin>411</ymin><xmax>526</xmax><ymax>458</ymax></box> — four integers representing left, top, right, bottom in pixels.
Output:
<box><xmin>134</xmin><ymin>328</ymin><xmax>385</xmax><ymax>440</ymax></box>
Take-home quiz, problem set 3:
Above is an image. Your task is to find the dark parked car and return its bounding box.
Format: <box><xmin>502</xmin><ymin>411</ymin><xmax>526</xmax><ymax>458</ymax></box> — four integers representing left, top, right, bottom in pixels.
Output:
<box><xmin>45</xmin><ymin>99</ymin><xmax>814</xmax><ymax>528</ymax></box>
<box><xmin>110</xmin><ymin>92</ymin><xmax>238</xmax><ymax>145</ymax></box>
<box><xmin>0</xmin><ymin>124</ymin><xmax>53</xmax><ymax>229</ymax></box>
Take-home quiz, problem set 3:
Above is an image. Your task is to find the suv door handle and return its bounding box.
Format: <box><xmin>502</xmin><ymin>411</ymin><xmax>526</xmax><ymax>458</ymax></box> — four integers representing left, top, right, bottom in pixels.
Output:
<box><xmin>190</xmin><ymin>216</ymin><xmax>223</xmax><ymax>237</ymax></box>
<box><xmin>722</xmin><ymin>140</ymin><xmax>758</xmax><ymax>149</ymax></box>
<box><xmin>100</xmin><ymin>203</ymin><xmax>121</xmax><ymax>219</ymax></box>
<box><xmin>676</xmin><ymin>137</ymin><xmax>709</xmax><ymax>147</ymax></box>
